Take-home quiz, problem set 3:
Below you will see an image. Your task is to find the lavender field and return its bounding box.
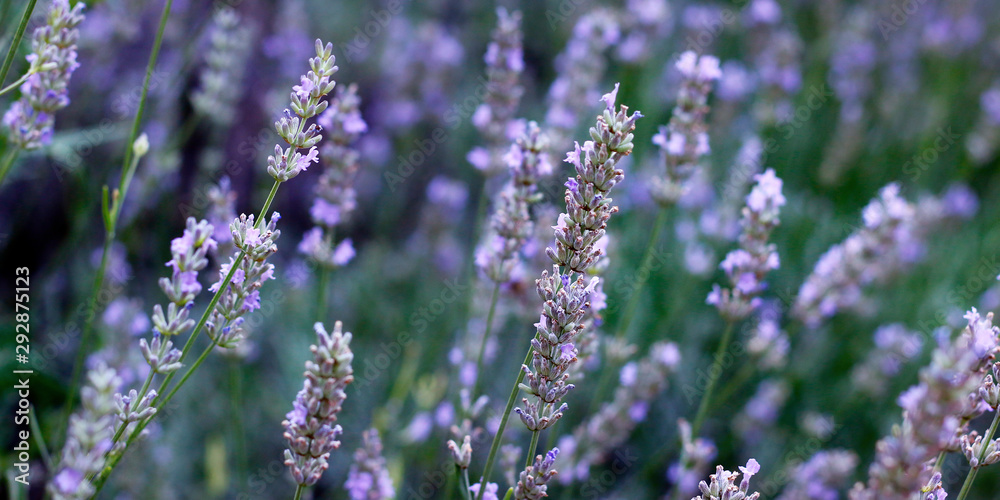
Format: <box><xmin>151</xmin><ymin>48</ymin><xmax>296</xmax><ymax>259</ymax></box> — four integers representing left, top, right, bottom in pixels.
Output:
<box><xmin>2</xmin><ymin>0</ymin><xmax>1000</xmax><ymax>498</ymax></box>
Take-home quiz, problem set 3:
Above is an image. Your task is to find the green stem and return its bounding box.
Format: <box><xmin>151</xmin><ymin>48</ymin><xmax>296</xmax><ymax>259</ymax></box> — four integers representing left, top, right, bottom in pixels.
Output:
<box><xmin>0</xmin><ymin>0</ymin><xmax>36</xmax><ymax>87</ymax></box>
<box><xmin>690</xmin><ymin>322</ymin><xmax>736</xmax><ymax>437</ymax></box>
<box><xmin>471</xmin><ymin>283</ymin><xmax>501</xmax><ymax>398</ymax></box>
<box><xmin>956</xmin><ymin>410</ymin><xmax>1000</xmax><ymax>500</ymax></box>
<box><xmin>524</xmin><ymin>430</ymin><xmax>539</xmax><ymax>468</ymax></box>
<box><xmin>709</xmin><ymin>361</ymin><xmax>755</xmax><ymax>414</ymax></box>
<box><xmin>0</xmin><ymin>146</ymin><xmax>19</xmax><ymax>188</ymax></box>
<box><xmin>475</xmin><ymin>346</ymin><xmax>533</xmax><ymax>500</ymax></box>
<box><xmin>28</xmin><ymin>404</ymin><xmax>52</xmax><ymax>470</ymax></box>
<box><xmin>0</xmin><ymin>70</ymin><xmax>28</xmax><ymax>96</ymax></box>
<box><xmin>315</xmin><ymin>265</ymin><xmax>329</xmax><ymax>323</ymax></box>
<box><xmin>293</xmin><ymin>484</ymin><xmax>304</xmax><ymax>500</ymax></box>
<box><xmin>460</xmin><ymin>468</ymin><xmax>473</xmax><ymax>500</ymax></box>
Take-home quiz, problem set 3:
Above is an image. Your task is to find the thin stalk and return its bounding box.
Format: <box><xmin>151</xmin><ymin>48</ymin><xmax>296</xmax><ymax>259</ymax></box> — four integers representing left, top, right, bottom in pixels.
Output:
<box><xmin>0</xmin><ymin>146</ymin><xmax>19</xmax><ymax>187</ymax></box>
<box><xmin>460</xmin><ymin>468</ymin><xmax>473</xmax><ymax>500</ymax></box>
<box><xmin>691</xmin><ymin>322</ymin><xmax>736</xmax><ymax>437</ymax></box>
<box><xmin>475</xmin><ymin>345</ymin><xmax>533</xmax><ymax>500</ymax></box>
<box><xmin>524</xmin><ymin>430</ymin><xmax>539</xmax><ymax>468</ymax></box>
<box><xmin>956</xmin><ymin>410</ymin><xmax>1000</xmax><ymax>500</ymax></box>
<box><xmin>502</xmin><ymin>488</ymin><xmax>513</xmax><ymax>500</ymax></box>
<box><xmin>0</xmin><ymin>71</ymin><xmax>28</xmax><ymax>96</ymax></box>
<box><xmin>471</xmin><ymin>282</ymin><xmax>501</xmax><ymax>398</ymax></box>
<box><xmin>0</xmin><ymin>0</ymin><xmax>36</xmax><ymax>87</ymax></box>
<box><xmin>315</xmin><ymin>265</ymin><xmax>329</xmax><ymax>322</ymax></box>
<box><xmin>293</xmin><ymin>484</ymin><xmax>304</xmax><ymax>500</ymax></box>
<box><xmin>29</xmin><ymin>404</ymin><xmax>52</xmax><ymax>470</ymax></box>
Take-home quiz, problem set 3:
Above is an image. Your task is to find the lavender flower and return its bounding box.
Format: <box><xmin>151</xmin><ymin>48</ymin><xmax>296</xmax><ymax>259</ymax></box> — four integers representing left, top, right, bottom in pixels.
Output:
<box><xmin>734</xmin><ymin>379</ymin><xmax>789</xmax><ymax>445</ymax></box>
<box><xmin>48</xmin><ymin>364</ymin><xmax>120</xmax><ymax>500</ymax></box>
<box><xmin>693</xmin><ymin>460</ymin><xmax>761</xmax><ymax>500</ymax></box>
<box><xmin>794</xmin><ymin>184</ymin><xmax>975</xmax><ymax>327</ymax></box>
<box><xmin>267</xmin><ymin>40</ymin><xmax>339</xmax><ymax>183</ymax></box>
<box><xmin>206</xmin><ymin>213</ymin><xmax>280</xmax><ymax>348</ymax></box>
<box><xmin>205</xmin><ymin>177</ymin><xmax>237</xmax><ymax>256</ymax></box>
<box><xmin>514</xmin><ymin>448</ymin><xmax>559</xmax><ymax>500</ymax></box>
<box><xmin>283</xmin><ymin>321</ymin><xmax>355</xmax><ymax>487</ymax></box>
<box><xmin>516</xmin><ymin>85</ymin><xmax>641</xmax><ymax>433</ymax></box>
<box><xmin>300</xmin><ymin>82</ymin><xmax>366</xmax><ymax>268</ymax></box>
<box><xmin>477</xmin><ymin>121</ymin><xmax>552</xmax><ymax>283</ymax></box>
<box><xmin>468</xmin><ymin>8</ymin><xmax>525</xmax><ymax>176</ymax></box>
<box><xmin>470</xmin><ymin>482</ymin><xmax>500</xmax><ymax>500</ymax></box>
<box><xmin>776</xmin><ymin>450</ymin><xmax>858</xmax><ymax>500</ymax></box>
<box><xmin>145</xmin><ymin>218</ymin><xmax>216</xmax><ymax>372</ymax></box>
<box><xmin>849</xmin><ymin>309</ymin><xmax>999</xmax><ymax>499</ymax></box>
<box><xmin>559</xmin><ymin>342</ymin><xmax>679</xmax><ymax>483</ymax></box>
<box><xmin>345</xmin><ymin>428</ymin><xmax>395</xmax><ymax>500</ymax></box>
<box><xmin>745</xmin><ymin>306</ymin><xmax>789</xmax><ymax>370</ymax></box>
<box><xmin>650</xmin><ymin>51</ymin><xmax>721</xmax><ymax>207</ymax></box>
<box><xmin>3</xmin><ymin>0</ymin><xmax>86</xmax><ymax>150</ymax></box>
<box><xmin>190</xmin><ymin>7</ymin><xmax>251</xmax><ymax>127</ymax></box>
<box><xmin>707</xmin><ymin>168</ymin><xmax>784</xmax><ymax>321</ymax></box>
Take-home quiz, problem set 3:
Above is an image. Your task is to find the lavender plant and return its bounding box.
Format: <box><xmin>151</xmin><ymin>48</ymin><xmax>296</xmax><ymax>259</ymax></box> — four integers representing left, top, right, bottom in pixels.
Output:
<box><xmin>346</xmin><ymin>428</ymin><xmax>395</xmax><ymax>499</ymax></box>
<box><xmin>692</xmin><ymin>459</ymin><xmax>761</xmax><ymax>500</ymax></box>
<box><xmin>283</xmin><ymin>321</ymin><xmax>355</xmax><ymax>496</ymax></box>
<box><xmin>476</xmin><ymin>83</ymin><xmax>642</xmax><ymax>499</ymax></box>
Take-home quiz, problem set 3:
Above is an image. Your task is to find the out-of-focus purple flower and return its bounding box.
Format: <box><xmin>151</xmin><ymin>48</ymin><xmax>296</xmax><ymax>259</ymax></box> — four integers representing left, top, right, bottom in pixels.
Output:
<box><xmin>345</xmin><ymin>429</ymin><xmax>394</xmax><ymax>500</ymax></box>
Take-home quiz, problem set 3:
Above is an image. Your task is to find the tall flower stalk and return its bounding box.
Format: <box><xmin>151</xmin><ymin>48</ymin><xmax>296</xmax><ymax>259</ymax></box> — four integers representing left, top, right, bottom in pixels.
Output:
<box><xmin>88</xmin><ymin>39</ymin><xmax>340</xmax><ymax>494</ymax></box>
<box><xmin>283</xmin><ymin>321</ymin><xmax>355</xmax><ymax>498</ymax></box>
<box><xmin>475</xmin><ymin>83</ymin><xmax>641</xmax><ymax>499</ymax></box>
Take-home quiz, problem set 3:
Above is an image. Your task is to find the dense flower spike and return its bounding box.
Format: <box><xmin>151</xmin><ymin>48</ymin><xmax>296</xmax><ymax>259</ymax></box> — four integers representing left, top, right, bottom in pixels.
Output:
<box><xmin>516</xmin><ymin>85</ymin><xmax>641</xmax><ymax>435</ymax></box>
<box><xmin>794</xmin><ymin>183</ymin><xmax>976</xmax><ymax>327</ymax></box>
<box><xmin>3</xmin><ymin>0</ymin><xmax>86</xmax><ymax>149</ymax></box>
<box><xmin>558</xmin><ymin>342</ymin><xmax>679</xmax><ymax>482</ymax></box>
<box><xmin>205</xmin><ymin>177</ymin><xmax>238</xmax><ymax>256</ymax></box>
<box><xmin>707</xmin><ymin>168</ymin><xmax>785</xmax><ymax>320</ymax></box>
<box><xmin>849</xmin><ymin>309</ymin><xmax>1000</xmax><ymax>499</ymax></box>
<box><xmin>476</xmin><ymin>121</ymin><xmax>552</xmax><ymax>283</ymax></box>
<box><xmin>345</xmin><ymin>428</ymin><xmax>395</xmax><ymax>500</ymax></box>
<box><xmin>468</xmin><ymin>8</ymin><xmax>525</xmax><ymax>175</ymax></box>
<box><xmin>649</xmin><ymin>51</ymin><xmax>720</xmax><ymax>206</ymax></box>
<box><xmin>693</xmin><ymin>460</ymin><xmax>762</xmax><ymax>500</ymax></box>
<box><xmin>206</xmin><ymin>213</ymin><xmax>280</xmax><ymax>348</ymax></box>
<box><xmin>299</xmin><ymin>82</ymin><xmax>366</xmax><ymax>267</ymax></box>
<box><xmin>514</xmin><ymin>448</ymin><xmax>559</xmax><ymax>500</ymax></box>
<box><xmin>267</xmin><ymin>39</ymin><xmax>338</xmax><ymax>182</ymax></box>
<box><xmin>190</xmin><ymin>7</ymin><xmax>251</xmax><ymax>126</ymax></box>
<box><xmin>283</xmin><ymin>321</ymin><xmax>355</xmax><ymax>487</ymax></box>
<box><xmin>48</xmin><ymin>364</ymin><xmax>120</xmax><ymax>500</ymax></box>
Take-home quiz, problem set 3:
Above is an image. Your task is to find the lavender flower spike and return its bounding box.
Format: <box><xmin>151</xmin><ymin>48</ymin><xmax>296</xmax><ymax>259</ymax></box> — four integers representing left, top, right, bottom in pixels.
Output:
<box><xmin>707</xmin><ymin>168</ymin><xmax>785</xmax><ymax>321</ymax></box>
<box><xmin>468</xmin><ymin>7</ymin><xmax>525</xmax><ymax>175</ymax></box>
<box><xmin>283</xmin><ymin>321</ymin><xmax>355</xmax><ymax>487</ymax></box>
<box><xmin>693</xmin><ymin>460</ymin><xmax>762</xmax><ymax>500</ymax></box>
<box><xmin>345</xmin><ymin>428</ymin><xmax>395</xmax><ymax>500</ymax></box>
<box><xmin>300</xmin><ymin>82</ymin><xmax>366</xmax><ymax>268</ymax></box>
<box><xmin>3</xmin><ymin>0</ymin><xmax>86</xmax><ymax>150</ymax></box>
<box><xmin>516</xmin><ymin>84</ymin><xmax>641</xmax><ymax>434</ymax></box>
<box><xmin>650</xmin><ymin>51</ymin><xmax>720</xmax><ymax>206</ymax></box>
<box><xmin>48</xmin><ymin>364</ymin><xmax>120</xmax><ymax>500</ymax></box>
<box><xmin>190</xmin><ymin>7</ymin><xmax>251</xmax><ymax>127</ymax></box>
<box><xmin>267</xmin><ymin>39</ymin><xmax>338</xmax><ymax>183</ymax></box>
<box><xmin>515</xmin><ymin>448</ymin><xmax>560</xmax><ymax>500</ymax></box>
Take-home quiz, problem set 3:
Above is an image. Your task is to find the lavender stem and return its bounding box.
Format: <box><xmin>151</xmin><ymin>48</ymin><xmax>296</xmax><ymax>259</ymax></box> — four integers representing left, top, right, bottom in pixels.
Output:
<box><xmin>956</xmin><ymin>410</ymin><xmax>1000</xmax><ymax>500</ymax></box>
<box><xmin>472</xmin><ymin>282</ymin><xmax>501</xmax><ymax>397</ymax></box>
<box><xmin>0</xmin><ymin>0</ymin><xmax>36</xmax><ymax>86</ymax></box>
<box><xmin>691</xmin><ymin>321</ymin><xmax>736</xmax><ymax>437</ymax></box>
<box><xmin>476</xmin><ymin>344</ymin><xmax>533</xmax><ymax>500</ymax></box>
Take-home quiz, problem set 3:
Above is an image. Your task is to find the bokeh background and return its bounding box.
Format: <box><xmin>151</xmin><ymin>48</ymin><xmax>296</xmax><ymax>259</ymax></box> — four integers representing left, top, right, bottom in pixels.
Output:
<box><xmin>3</xmin><ymin>0</ymin><xmax>1000</xmax><ymax>498</ymax></box>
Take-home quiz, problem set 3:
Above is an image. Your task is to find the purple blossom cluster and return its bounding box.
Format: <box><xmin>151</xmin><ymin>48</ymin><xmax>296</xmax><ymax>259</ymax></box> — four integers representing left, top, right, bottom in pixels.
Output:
<box><xmin>345</xmin><ymin>428</ymin><xmax>395</xmax><ymax>500</ymax></box>
<box><xmin>49</xmin><ymin>364</ymin><xmax>120</xmax><ymax>500</ymax></box>
<box><xmin>707</xmin><ymin>168</ymin><xmax>785</xmax><ymax>321</ymax></box>
<box><xmin>190</xmin><ymin>7</ymin><xmax>251</xmax><ymax>127</ymax></box>
<box><xmin>776</xmin><ymin>450</ymin><xmax>858</xmax><ymax>500</ymax></box>
<box><xmin>476</xmin><ymin>121</ymin><xmax>552</xmax><ymax>283</ymax></box>
<box><xmin>650</xmin><ymin>51</ymin><xmax>721</xmax><ymax>206</ymax></box>
<box><xmin>795</xmin><ymin>183</ymin><xmax>977</xmax><ymax>327</ymax></box>
<box><xmin>693</xmin><ymin>459</ymin><xmax>761</xmax><ymax>500</ymax></box>
<box><xmin>3</xmin><ymin>0</ymin><xmax>85</xmax><ymax>149</ymax></box>
<box><xmin>515</xmin><ymin>448</ymin><xmax>559</xmax><ymax>500</ymax></box>
<box><xmin>206</xmin><ymin>213</ymin><xmax>280</xmax><ymax>348</ymax></box>
<box><xmin>850</xmin><ymin>309</ymin><xmax>999</xmax><ymax>499</ymax></box>
<box><xmin>851</xmin><ymin>323</ymin><xmax>924</xmax><ymax>396</ymax></box>
<box><xmin>299</xmin><ymin>82</ymin><xmax>366</xmax><ymax>268</ymax></box>
<box><xmin>283</xmin><ymin>321</ymin><xmax>355</xmax><ymax>487</ymax></box>
<box><xmin>468</xmin><ymin>8</ymin><xmax>524</xmax><ymax>176</ymax></box>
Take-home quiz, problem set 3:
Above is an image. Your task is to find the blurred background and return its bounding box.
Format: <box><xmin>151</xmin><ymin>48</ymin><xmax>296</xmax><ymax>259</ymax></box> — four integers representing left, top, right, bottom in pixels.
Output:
<box><xmin>2</xmin><ymin>0</ymin><xmax>1000</xmax><ymax>498</ymax></box>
